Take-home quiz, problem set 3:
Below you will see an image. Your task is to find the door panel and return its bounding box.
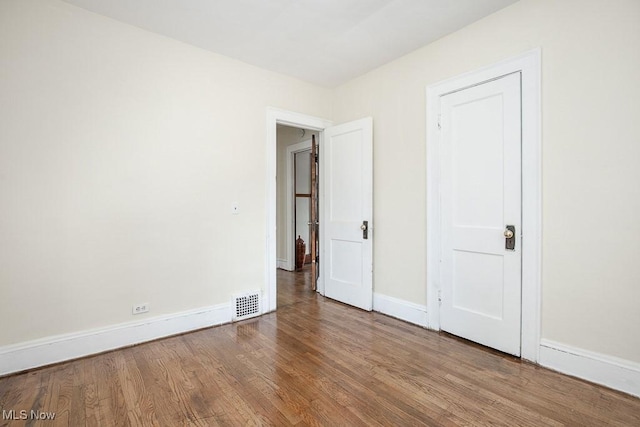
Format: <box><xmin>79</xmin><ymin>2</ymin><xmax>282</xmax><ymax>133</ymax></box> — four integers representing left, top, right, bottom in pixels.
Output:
<box><xmin>453</xmin><ymin>251</ymin><xmax>504</xmax><ymax>319</ymax></box>
<box><xmin>329</xmin><ymin>132</ymin><xmax>362</xmax><ymax>221</ymax></box>
<box><xmin>440</xmin><ymin>73</ymin><xmax>522</xmax><ymax>355</ymax></box>
<box><xmin>330</xmin><ymin>240</ymin><xmax>363</xmax><ymax>284</ymax></box>
<box><xmin>323</xmin><ymin>118</ymin><xmax>373</xmax><ymax>311</ymax></box>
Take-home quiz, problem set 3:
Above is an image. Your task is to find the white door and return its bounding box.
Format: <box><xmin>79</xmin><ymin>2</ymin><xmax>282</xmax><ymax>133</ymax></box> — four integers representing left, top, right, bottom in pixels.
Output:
<box><xmin>439</xmin><ymin>73</ymin><xmax>522</xmax><ymax>356</ymax></box>
<box><xmin>323</xmin><ymin>117</ymin><xmax>373</xmax><ymax>311</ymax></box>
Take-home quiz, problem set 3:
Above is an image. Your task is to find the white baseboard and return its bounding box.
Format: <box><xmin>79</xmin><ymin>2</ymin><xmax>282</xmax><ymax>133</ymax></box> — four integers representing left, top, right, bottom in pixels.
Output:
<box><xmin>4</xmin><ymin>300</ymin><xmax>638</xmax><ymax>400</ymax></box>
<box><xmin>539</xmin><ymin>339</ymin><xmax>640</xmax><ymax>397</ymax></box>
<box><xmin>373</xmin><ymin>293</ymin><xmax>428</xmax><ymax>328</ymax></box>
<box><xmin>277</xmin><ymin>258</ymin><xmax>292</xmax><ymax>270</ymax></box>
<box><xmin>0</xmin><ymin>303</ymin><xmax>232</xmax><ymax>376</ymax></box>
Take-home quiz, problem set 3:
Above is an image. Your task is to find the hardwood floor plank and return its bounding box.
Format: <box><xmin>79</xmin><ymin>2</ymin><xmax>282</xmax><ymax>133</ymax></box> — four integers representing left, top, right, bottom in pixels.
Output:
<box><xmin>41</xmin><ymin>364</ymin><xmax>75</xmax><ymax>427</ymax></box>
<box><xmin>81</xmin><ymin>360</ymin><xmax>100</xmax><ymax>427</ymax></box>
<box><xmin>1</xmin><ymin>267</ymin><xmax>639</xmax><ymax>426</ymax></box>
<box><xmin>93</xmin><ymin>352</ymin><xmax>128</xmax><ymax>426</ymax></box>
<box><xmin>115</xmin><ymin>350</ymin><xmax>160</xmax><ymax>427</ymax></box>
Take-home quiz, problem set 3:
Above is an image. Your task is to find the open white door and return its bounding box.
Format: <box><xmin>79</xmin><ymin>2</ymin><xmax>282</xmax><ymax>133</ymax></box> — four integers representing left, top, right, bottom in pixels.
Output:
<box><xmin>323</xmin><ymin>117</ymin><xmax>373</xmax><ymax>311</ymax></box>
<box><xmin>439</xmin><ymin>73</ymin><xmax>522</xmax><ymax>356</ymax></box>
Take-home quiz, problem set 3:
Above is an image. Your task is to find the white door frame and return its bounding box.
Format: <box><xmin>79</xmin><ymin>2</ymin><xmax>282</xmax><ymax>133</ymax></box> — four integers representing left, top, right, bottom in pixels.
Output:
<box><xmin>426</xmin><ymin>49</ymin><xmax>541</xmax><ymax>362</ymax></box>
<box><xmin>284</xmin><ymin>139</ymin><xmax>313</xmax><ymax>271</ymax></box>
<box><xmin>266</xmin><ymin>108</ymin><xmax>333</xmax><ymax>312</ymax></box>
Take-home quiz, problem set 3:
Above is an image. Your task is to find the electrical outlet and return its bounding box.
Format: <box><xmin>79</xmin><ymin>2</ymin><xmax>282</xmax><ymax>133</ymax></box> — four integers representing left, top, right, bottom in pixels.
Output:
<box><xmin>132</xmin><ymin>303</ymin><xmax>149</xmax><ymax>315</ymax></box>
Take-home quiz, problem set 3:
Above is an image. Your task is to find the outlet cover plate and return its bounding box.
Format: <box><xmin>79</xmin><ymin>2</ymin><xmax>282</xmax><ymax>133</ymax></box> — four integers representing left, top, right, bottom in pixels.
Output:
<box><xmin>132</xmin><ymin>303</ymin><xmax>149</xmax><ymax>315</ymax></box>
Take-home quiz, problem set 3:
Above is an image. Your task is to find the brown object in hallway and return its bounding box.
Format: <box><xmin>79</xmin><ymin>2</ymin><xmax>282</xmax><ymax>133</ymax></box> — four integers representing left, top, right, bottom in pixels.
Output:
<box><xmin>295</xmin><ymin>235</ymin><xmax>306</xmax><ymax>269</ymax></box>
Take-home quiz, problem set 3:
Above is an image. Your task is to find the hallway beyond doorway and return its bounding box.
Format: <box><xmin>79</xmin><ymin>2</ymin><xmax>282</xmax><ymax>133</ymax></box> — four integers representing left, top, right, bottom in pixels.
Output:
<box><xmin>277</xmin><ymin>266</ymin><xmax>315</xmax><ymax>309</ymax></box>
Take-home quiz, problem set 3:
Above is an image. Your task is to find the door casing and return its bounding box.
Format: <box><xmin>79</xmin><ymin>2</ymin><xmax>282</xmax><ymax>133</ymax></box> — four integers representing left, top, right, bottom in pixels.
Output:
<box><xmin>426</xmin><ymin>49</ymin><xmax>541</xmax><ymax>362</ymax></box>
<box><xmin>266</xmin><ymin>108</ymin><xmax>332</xmax><ymax>312</ymax></box>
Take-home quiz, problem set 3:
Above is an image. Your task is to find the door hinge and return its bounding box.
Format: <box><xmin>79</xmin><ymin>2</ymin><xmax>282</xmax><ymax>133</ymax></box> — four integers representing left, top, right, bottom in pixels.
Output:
<box><xmin>437</xmin><ymin>114</ymin><xmax>441</xmax><ymax>130</ymax></box>
<box><xmin>437</xmin><ymin>289</ymin><xmax>442</xmax><ymax>305</ymax></box>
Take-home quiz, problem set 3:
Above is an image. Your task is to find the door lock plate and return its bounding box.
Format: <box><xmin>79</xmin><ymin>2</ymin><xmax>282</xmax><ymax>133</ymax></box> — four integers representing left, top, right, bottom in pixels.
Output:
<box><xmin>361</xmin><ymin>221</ymin><xmax>368</xmax><ymax>239</ymax></box>
<box><xmin>505</xmin><ymin>225</ymin><xmax>516</xmax><ymax>250</ymax></box>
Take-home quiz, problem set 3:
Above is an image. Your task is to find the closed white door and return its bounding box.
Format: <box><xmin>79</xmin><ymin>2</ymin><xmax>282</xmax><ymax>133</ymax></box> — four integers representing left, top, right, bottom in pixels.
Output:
<box><xmin>323</xmin><ymin>117</ymin><xmax>373</xmax><ymax>311</ymax></box>
<box><xmin>439</xmin><ymin>73</ymin><xmax>522</xmax><ymax>356</ymax></box>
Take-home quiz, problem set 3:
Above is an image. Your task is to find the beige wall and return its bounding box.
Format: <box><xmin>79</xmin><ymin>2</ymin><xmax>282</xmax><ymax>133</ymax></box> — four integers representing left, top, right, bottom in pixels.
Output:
<box><xmin>0</xmin><ymin>0</ymin><xmax>332</xmax><ymax>346</ymax></box>
<box><xmin>332</xmin><ymin>0</ymin><xmax>640</xmax><ymax>363</ymax></box>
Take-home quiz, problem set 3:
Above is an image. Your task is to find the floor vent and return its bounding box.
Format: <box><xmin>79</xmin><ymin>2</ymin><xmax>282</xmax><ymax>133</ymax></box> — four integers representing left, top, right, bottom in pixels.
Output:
<box><xmin>233</xmin><ymin>292</ymin><xmax>261</xmax><ymax>321</ymax></box>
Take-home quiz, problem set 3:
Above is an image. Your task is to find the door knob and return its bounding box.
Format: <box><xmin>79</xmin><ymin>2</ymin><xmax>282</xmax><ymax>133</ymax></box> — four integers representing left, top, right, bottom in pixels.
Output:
<box><xmin>504</xmin><ymin>225</ymin><xmax>515</xmax><ymax>250</ymax></box>
<box><xmin>361</xmin><ymin>221</ymin><xmax>369</xmax><ymax>239</ymax></box>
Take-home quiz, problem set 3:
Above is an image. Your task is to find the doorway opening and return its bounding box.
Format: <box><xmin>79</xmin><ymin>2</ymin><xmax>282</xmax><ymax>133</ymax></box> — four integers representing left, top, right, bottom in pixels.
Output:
<box><xmin>266</xmin><ymin>108</ymin><xmax>373</xmax><ymax>314</ymax></box>
<box><xmin>265</xmin><ymin>108</ymin><xmax>333</xmax><ymax>313</ymax></box>
<box><xmin>276</xmin><ymin>124</ymin><xmax>319</xmax><ymax>308</ymax></box>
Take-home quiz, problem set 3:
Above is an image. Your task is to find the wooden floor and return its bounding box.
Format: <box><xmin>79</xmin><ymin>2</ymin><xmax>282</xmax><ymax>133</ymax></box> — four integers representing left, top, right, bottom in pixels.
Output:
<box><xmin>1</xmin><ymin>269</ymin><xmax>639</xmax><ymax>426</ymax></box>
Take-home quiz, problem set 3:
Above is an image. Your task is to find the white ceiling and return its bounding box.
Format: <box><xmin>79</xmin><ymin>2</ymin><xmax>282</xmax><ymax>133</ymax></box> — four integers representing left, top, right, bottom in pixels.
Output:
<box><xmin>62</xmin><ymin>0</ymin><xmax>518</xmax><ymax>88</ymax></box>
